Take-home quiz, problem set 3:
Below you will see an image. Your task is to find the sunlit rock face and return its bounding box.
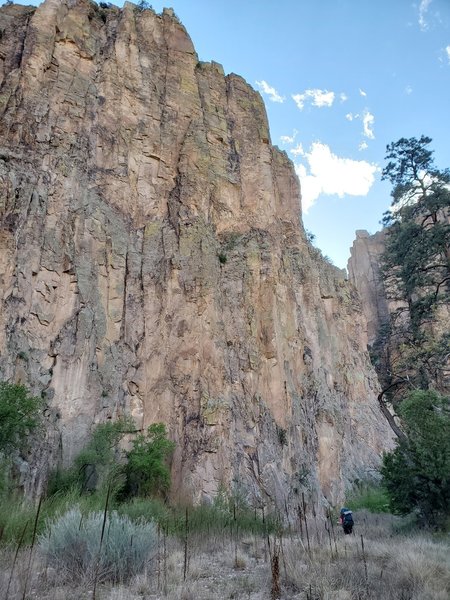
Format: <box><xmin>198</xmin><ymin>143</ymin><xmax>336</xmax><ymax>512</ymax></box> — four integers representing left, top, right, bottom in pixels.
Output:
<box><xmin>0</xmin><ymin>0</ymin><xmax>393</xmax><ymax>510</ymax></box>
<box><xmin>347</xmin><ymin>230</ymin><xmax>391</xmax><ymax>348</ymax></box>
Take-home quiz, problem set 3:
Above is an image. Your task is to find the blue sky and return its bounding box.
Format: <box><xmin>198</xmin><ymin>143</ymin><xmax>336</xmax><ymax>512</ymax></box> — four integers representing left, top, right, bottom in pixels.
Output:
<box><xmin>3</xmin><ymin>0</ymin><xmax>450</xmax><ymax>268</ymax></box>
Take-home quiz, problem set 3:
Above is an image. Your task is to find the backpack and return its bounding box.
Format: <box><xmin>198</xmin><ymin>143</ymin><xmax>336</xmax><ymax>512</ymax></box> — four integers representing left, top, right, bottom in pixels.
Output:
<box><xmin>341</xmin><ymin>509</ymin><xmax>353</xmax><ymax>525</ymax></box>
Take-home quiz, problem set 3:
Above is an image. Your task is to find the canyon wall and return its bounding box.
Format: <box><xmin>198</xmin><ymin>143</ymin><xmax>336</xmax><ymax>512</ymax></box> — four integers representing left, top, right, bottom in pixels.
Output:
<box><xmin>347</xmin><ymin>230</ymin><xmax>390</xmax><ymax>349</ymax></box>
<box><xmin>349</xmin><ymin>229</ymin><xmax>450</xmax><ymax>398</ymax></box>
<box><xmin>0</xmin><ymin>0</ymin><xmax>393</xmax><ymax>511</ymax></box>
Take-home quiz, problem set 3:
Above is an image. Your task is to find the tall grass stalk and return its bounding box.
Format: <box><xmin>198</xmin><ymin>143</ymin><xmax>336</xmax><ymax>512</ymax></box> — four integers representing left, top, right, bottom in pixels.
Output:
<box><xmin>361</xmin><ymin>533</ymin><xmax>369</xmax><ymax>592</ymax></box>
<box><xmin>157</xmin><ymin>523</ymin><xmax>161</xmax><ymax>592</ymax></box>
<box><xmin>270</xmin><ymin>539</ymin><xmax>280</xmax><ymax>600</ymax></box>
<box><xmin>5</xmin><ymin>521</ymin><xmax>28</xmax><ymax>600</ymax></box>
<box><xmin>297</xmin><ymin>504</ymin><xmax>304</xmax><ymax>541</ymax></box>
<box><xmin>21</xmin><ymin>495</ymin><xmax>42</xmax><ymax>600</ymax></box>
<box><xmin>183</xmin><ymin>507</ymin><xmax>189</xmax><ymax>581</ymax></box>
<box><xmin>163</xmin><ymin>525</ymin><xmax>168</xmax><ymax>596</ymax></box>
<box><xmin>92</xmin><ymin>483</ymin><xmax>111</xmax><ymax>600</ymax></box>
<box><xmin>301</xmin><ymin>493</ymin><xmax>311</xmax><ymax>554</ymax></box>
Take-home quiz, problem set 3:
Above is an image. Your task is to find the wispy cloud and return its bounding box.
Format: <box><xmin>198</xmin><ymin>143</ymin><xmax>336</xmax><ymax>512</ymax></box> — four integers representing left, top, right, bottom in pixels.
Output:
<box><xmin>405</xmin><ymin>85</ymin><xmax>413</xmax><ymax>94</ymax></box>
<box><xmin>255</xmin><ymin>80</ymin><xmax>285</xmax><ymax>103</ymax></box>
<box><xmin>340</xmin><ymin>93</ymin><xmax>348</xmax><ymax>103</ymax></box>
<box><xmin>446</xmin><ymin>45</ymin><xmax>450</xmax><ymax>64</ymax></box>
<box><xmin>292</xmin><ymin>89</ymin><xmax>335</xmax><ymax>110</ymax></box>
<box><xmin>345</xmin><ymin>110</ymin><xmax>375</xmax><ymax>141</ymax></box>
<box><xmin>280</xmin><ymin>129</ymin><xmax>298</xmax><ymax>144</ymax></box>
<box><xmin>362</xmin><ymin>110</ymin><xmax>375</xmax><ymax>139</ymax></box>
<box><xmin>359</xmin><ymin>88</ymin><xmax>367</xmax><ymax>97</ymax></box>
<box><xmin>290</xmin><ymin>143</ymin><xmax>304</xmax><ymax>157</ymax></box>
<box><xmin>418</xmin><ymin>0</ymin><xmax>432</xmax><ymax>31</ymax></box>
<box><xmin>293</xmin><ymin>142</ymin><xmax>378</xmax><ymax>213</ymax></box>
<box><xmin>359</xmin><ymin>141</ymin><xmax>369</xmax><ymax>151</ymax></box>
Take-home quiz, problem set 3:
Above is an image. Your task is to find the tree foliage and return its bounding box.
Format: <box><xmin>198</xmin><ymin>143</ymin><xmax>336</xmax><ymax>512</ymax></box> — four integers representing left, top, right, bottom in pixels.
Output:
<box><xmin>123</xmin><ymin>423</ymin><xmax>175</xmax><ymax>498</ymax></box>
<box><xmin>50</xmin><ymin>420</ymin><xmax>175</xmax><ymax>501</ymax></box>
<box><xmin>381</xmin><ymin>390</ymin><xmax>450</xmax><ymax>528</ymax></box>
<box><xmin>380</xmin><ymin>136</ymin><xmax>450</xmax><ymax>392</ymax></box>
<box><xmin>49</xmin><ymin>417</ymin><xmax>134</xmax><ymax>494</ymax></box>
<box><xmin>136</xmin><ymin>0</ymin><xmax>152</xmax><ymax>11</ymax></box>
<box><xmin>0</xmin><ymin>381</ymin><xmax>43</xmax><ymax>454</ymax></box>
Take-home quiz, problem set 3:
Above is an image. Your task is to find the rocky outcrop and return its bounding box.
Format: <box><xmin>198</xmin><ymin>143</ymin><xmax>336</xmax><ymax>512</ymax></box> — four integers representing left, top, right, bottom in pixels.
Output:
<box><xmin>349</xmin><ymin>229</ymin><xmax>450</xmax><ymax>398</ymax></box>
<box><xmin>0</xmin><ymin>0</ymin><xmax>393</xmax><ymax>511</ymax></box>
<box><xmin>347</xmin><ymin>230</ymin><xmax>390</xmax><ymax>348</ymax></box>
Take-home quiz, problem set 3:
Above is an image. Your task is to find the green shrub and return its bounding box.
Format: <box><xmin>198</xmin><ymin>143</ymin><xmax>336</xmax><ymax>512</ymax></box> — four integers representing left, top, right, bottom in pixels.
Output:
<box><xmin>381</xmin><ymin>390</ymin><xmax>450</xmax><ymax>529</ymax></box>
<box><xmin>123</xmin><ymin>423</ymin><xmax>175</xmax><ymax>498</ymax></box>
<box><xmin>118</xmin><ymin>496</ymin><xmax>171</xmax><ymax>525</ymax></box>
<box><xmin>0</xmin><ymin>491</ymin><xmax>37</xmax><ymax>545</ymax></box>
<box><xmin>48</xmin><ymin>418</ymin><xmax>133</xmax><ymax>495</ymax></box>
<box><xmin>347</xmin><ymin>483</ymin><xmax>390</xmax><ymax>513</ymax></box>
<box><xmin>0</xmin><ymin>381</ymin><xmax>43</xmax><ymax>454</ymax></box>
<box><xmin>166</xmin><ymin>493</ymin><xmax>278</xmax><ymax>538</ymax></box>
<box><xmin>118</xmin><ymin>492</ymin><xmax>275</xmax><ymax>537</ymax></box>
<box><xmin>39</xmin><ymin>507</ymin><xmax>157</xmax><ymax>583</ymax></box>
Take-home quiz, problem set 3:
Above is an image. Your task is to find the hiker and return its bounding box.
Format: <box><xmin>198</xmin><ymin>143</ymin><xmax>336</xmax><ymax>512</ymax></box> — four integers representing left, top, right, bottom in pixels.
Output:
<box><xmin>339</xmin><ymin>507</ymin><xmax>354</xmax><ymax>534</ymax></box>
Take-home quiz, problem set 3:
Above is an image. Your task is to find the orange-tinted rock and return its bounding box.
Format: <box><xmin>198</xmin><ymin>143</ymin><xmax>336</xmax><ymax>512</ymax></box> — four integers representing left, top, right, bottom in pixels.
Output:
<box><xmin>0</xmin><ymin>0</ymin><xmax>393</xmax><ymax>510</ymax></box>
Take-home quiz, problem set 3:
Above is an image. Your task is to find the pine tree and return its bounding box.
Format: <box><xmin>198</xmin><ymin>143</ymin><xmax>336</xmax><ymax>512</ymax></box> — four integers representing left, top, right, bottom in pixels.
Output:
<box><xmin>380</xmin><ymin>136</ymin><xmax>450</xmax><ymax>392</ymax></box>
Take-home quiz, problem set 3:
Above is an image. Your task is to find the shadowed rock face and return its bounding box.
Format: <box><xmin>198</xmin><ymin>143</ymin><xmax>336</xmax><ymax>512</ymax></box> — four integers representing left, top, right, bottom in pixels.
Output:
<box><xmin>0</xmin><ymin>0</ymin><xmax>393</xmax><ymax>509</ymax></box>
<box><xmin>347</xmin><ymin>230</ymin><xmax>391</xmax><ymax>348</ymax></box>
<box><xmin>348</xmin><ymin>229</ymin><xmax>450</xmax><ymax>398</ymax></box>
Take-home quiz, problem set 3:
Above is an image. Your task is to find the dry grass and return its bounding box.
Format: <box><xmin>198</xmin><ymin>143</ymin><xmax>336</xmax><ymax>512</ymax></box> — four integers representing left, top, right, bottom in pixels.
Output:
<box><xmin>0</xmin><ymin>510</ymin><xmax>449</xmax><ymax>599</ymax></box>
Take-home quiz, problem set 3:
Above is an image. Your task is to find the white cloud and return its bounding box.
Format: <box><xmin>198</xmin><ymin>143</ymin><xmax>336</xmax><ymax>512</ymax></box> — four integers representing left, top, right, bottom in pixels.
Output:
<box><xmin>405</xmin><ymin>85</ymin><xmax>413</xmax><ymax>94</ymax></box>
<box><xmin>340</xmin><ymin>92</ymin><xmax>348</xmax><ymax>102</ymax></box>
<box><xmin>255</xmin><ymin>80</ymin><xmax>285</xmax><ymax>103</ymax></box>
<box><xmin>280</xmin><ymin>129</ymin><xmax>298</xmax><ymax>144</ymax></box>
<box><xmin>419</xmin><ymin>0</ymin><xmax>432</xmax><ymax>31</ymax></box>
<box><xmin>290</xmin><ymin>143</ymin><xmax>304</xmax><ymax>157</ymax></box>
<box><xmin>292</xmin><ymin>94</ymin><xmax>306</xmax><ymax>110</ymax></box>
<box><xmin>446</xmin><ymin>46</ymin><xmax>450</xmax><ymax>63</ymax></box>
<box><xmin>293</xmin><ymin>142</ymin><xmax>378</xmax><ymax>213</ymax></box>
<box><xmin>359</xmin><ymin>141</ymin><xmax>369</xmax><ymax>151</ymax></box>
<box><xmin>345</xmin><ymin>110</ymin><xmax>375</xmax><ymax>140</ymax></box>
<box><xmin>359</xmin><ymin>88</ymin><xmax>367</xmax><ymax>97</ymax></box>
<box><xmin>362</xmin><ymin>110</ymin><xmax>375</xmax><ymax>139</ymax></box>
<box><xmin>292</xmin><ymin>89</ymin><xmax>335</xmax><ymax>110</ymax></box>
<box><xmin>311</xmin><ymin>89</ymin><xmax>335</xmax><ymax>107</ymax></box>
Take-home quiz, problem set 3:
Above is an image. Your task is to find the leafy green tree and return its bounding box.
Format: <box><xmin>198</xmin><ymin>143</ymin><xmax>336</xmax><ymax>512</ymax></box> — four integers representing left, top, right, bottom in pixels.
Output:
<box><xmin>124</xmin><ymin>423</ymin><xmax>175</xmax><ymax>498</ymax></box>
<box><xmin>380</xmin><ymin>136</ymin><xmax>450</xmax><ymax>392</ymax></box>
<box><xmin>0</xmin><ymin>381</ymin><xmax>43</xmax><ymax>454</ymax></box>
<box><xmin>381</xmin><ymin>390</ymin><xmax>450</xmax><ymax>528</ymax></box>
<box><xmin>49</xmin><ymin>417</ymin><xmax>134</xmax><ymax>494</ymax></box>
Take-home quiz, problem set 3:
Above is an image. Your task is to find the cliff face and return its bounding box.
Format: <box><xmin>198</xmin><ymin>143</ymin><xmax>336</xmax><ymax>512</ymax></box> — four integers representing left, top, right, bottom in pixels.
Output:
<box><xmin>347</xmin><ymin>230</ymin><xmax>391</xmax><ymax>348</ymax></box>
<box><xmin>0</xmin><ymin>0</ymin><xmax>393</xmax><ymax>509</ymax></box>
<box><xmin>349</xmin><ymin>229</ymin><xmax>450</xmax><ymax>397</ymax></box>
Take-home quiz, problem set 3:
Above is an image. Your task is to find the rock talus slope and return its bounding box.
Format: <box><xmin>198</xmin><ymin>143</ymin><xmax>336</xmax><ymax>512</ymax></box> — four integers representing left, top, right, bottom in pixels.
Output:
<box><xmin>0</xmin><ymin>0</ymin><xmax>393</xmax><ymax>508</ymax></box>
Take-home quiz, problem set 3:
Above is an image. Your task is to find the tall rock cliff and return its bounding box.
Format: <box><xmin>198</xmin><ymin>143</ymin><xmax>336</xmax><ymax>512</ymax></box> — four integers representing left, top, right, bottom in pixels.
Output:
<box><xmin>349</xmin><ymin>229</ymin><xmax>450</xmax><ymax>398</ymax></box>
<box><xmin>0</xmin><ymin>0</ymin><xmax>393</xmax><ymax>510</ymax></box>
<box><xmin>347</xmin><ymin>231</ymin><xmax>390</xmax><ymax>349</ymax></box>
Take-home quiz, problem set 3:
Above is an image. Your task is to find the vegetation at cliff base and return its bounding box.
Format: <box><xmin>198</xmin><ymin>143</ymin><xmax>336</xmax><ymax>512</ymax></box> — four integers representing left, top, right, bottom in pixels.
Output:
<box><xmin>48</xmin><ymin>417</ymin><xmax>134</xmax><ymax>496</ymax></box>
<box><xmin>0</xmin><ymin>381</ymin><xmax>43</xmax><ymax>454</ymax></box>
<box><xmin>370</xmin><ymin>137</ymin><xmax>450</xmax><ymax>531</ymax></box>
<box><xmin>122</xmin><ymin>422</ymin><xmax>175</xmax><ymax>498</ymax></box>
<box><xmin>381</xmin><ymin>389</ymin><xmax>450</xmax><ymax>529</ymax></box>
<box><xmin>39</xmin><ymin>508</ymin><xmax>157</xmax><ymax>584</ymax></box>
